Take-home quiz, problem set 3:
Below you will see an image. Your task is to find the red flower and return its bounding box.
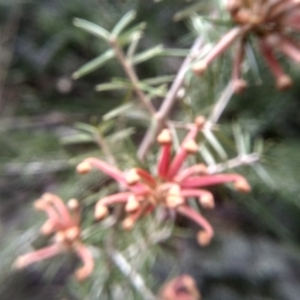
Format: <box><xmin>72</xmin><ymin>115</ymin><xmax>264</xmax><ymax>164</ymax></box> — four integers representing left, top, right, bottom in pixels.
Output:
<box><xmin>193</xmin><ymin>0</ymin><xmax>300</xmax><ymax>92</ymax></box>
<box><xmin>77</xmin><ymin>117</ymin><xmax>250</xmax><ymax>246</ymax></box>
<box><xmin>13</xmin><ymin>193</ymin><xmax>94</xmax><ymax>281</ymax></box>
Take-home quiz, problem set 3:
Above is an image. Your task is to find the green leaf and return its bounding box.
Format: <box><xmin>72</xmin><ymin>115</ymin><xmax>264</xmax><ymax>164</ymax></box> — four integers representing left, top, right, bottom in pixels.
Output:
<box><xmin>73</xmin><ymin>18</ymin><xmax>110</xmax><ymax>40</ymax></box>
<box><xmin>203</xmin><ymin>130</ymin><xmax>228</xmax><ymax>160</ymax></box>
<box><xmin>132</xmin><ymin>45</ymin><xmax>164</xmax><ymax>64</ymax></box>
<box><xmin>103</xmin><ymin>103</ymin><xmax>134</xmax><ymax>120</ymax></box>
<box><xmin>95</xmin><ymin>81</ymin><xmax>131</xmax><ymax>92</ymax></box>
<box><xmin>61</xmin><ymin>133</ymin><xmax>95</xmax><ymax>145</ymax></box>
<box><xmin>118</xmin><ymin>22</ymin><xmax>147</xmax><ymax>44</ymax></box>
<box><xmin>142</xmin><ymin>75</ymin><xmax>174</xmax><ymax>85</ymax></box>
<box><xmin>72</xmin><ymin>49</ymin><xmax>115</xmax><ymax>79</ymax></box>
<box><xmin>111</xmin><ymin>10</ymin><xmax>136</xmax><ymax>37</ymax></box>
<box><xmin>158</xmin><ymin>48</ymin><xmax>190</xmax><ymax>57</ymax></box>
<box><xmin>199</xmin><ymin>144</ymin><xmax>216</xmax><ymax>166</ymax></box>
<box><xmin>74</xmin><ymin>123</ymin><xmax>98</xmax><ymax>134</ymax></box>
<box><xmin>108</xmin><ymin>128</ymin><xmax>135</xmax><ymax>143</ymax></box>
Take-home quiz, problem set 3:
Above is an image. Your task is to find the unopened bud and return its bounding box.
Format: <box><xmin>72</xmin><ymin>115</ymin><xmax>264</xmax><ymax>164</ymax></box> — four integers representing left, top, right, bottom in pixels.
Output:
<box><xmin>199</xmin><ymin>194</ymin><xmax>215</xmax><ymax>210</ymax></box>
<box><xmin>183</xmin><ymin>140</ymin><xmax>198</xmax><ymax>154</ymax></box>
<box><xmin>65</xmin><ymin>226</ymin><xmax>80</xmax><ymax>241</ymax></box>
<box><xmin>234</xmin><ymin>178</ymin><xmax>251</xmax><ymax>193</ymax></box>
<box><xmin>122</xmin><ymin>217</ymin><xmax>135</xmax><ymax>231</ymax></box>
<box><xmin>94</xmin><ymin>205</ymin><xmax>109</xmax><ymax>220</ymax></box>
<box><xmin>157</xmin><ymin>129</ymin><xmax>172</xmax><ymax>145</ymax></box>
<box><xmin>68</xmin><ymin>199</ymin><xmax>80</xmax><ymax>210</ymax></box>
<box><xmin>125</xmin><ymin>195</ymin><xmax>140</xmax><ymax>213</ymax></box>
<box><xmin>276</xmin><ymin>75</ymin><xmax>293</xmax><ymax>90</ymax></box>
<box><xmin>194</xmin><ymin>116</ymin><xmax>206</xmax><ymax>129</ymax></box>
<box><xmin>126</xmin><ymin>169</ymin><xmax>140</xmax><ymax>185</ymax></box>
<box><xmin>192</xmin><ymin>60</ymin><xmax>207</xmax><ymax>76</ymax></box>
<box><xmin>76</xmin><ymin>161</ymin><xmax>92</xmax><ymax>174</ymax></box>
<box><xmin>166</xmin><ymin>185</ymin><xmax>184</xmax><ymax>208</ymax></box>
<box><xmin>232</xmin><ymin>79</ymin><xmax>247</xmax><ymax>94</ymax></box>
<box><xmin>197</xmin><ymin>230</ymin><xmax>212</xmax><ymax>246</ymax></box>
<box><xmin>40</xmin><ymin>220</ymin><xmax>55</xmax><ymax>235</ymax></box>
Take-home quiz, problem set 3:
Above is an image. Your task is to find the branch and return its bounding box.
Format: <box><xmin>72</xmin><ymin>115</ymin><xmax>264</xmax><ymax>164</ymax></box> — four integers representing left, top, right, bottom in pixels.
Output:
<box><xmin>109</xmin><ymin>37</ymin><xmax>156</xmax><ymax>116</ymax></box>
<box><xmin>207</xmin><ymin>153</ymin><xmax>260</xmax><ymax>174</ymax></box>
<box><xmin>137</xmin><ymin>37</ymin><xmax>203</xmax><ymax>161</ymax></box>
<box><xmin>109</xmin><ymin>249</ymin><xmax>156</xmax><ymax>300</ymax></box>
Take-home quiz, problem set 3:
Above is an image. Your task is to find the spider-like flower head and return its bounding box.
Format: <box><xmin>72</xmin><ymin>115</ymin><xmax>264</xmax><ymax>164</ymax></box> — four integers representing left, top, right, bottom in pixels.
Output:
<box><xmin>13</xmin><ymin>193</ymin><xmax>94</xmax><ymax>281</ymax></box>
<box><xmin>77</xmin><ymin>117</ymin><xmax>251</xmax><ymax>246</ymax></box>
<box><xmin>193</xmin><ymin>0</ymin><xmax>300</xmax><ymax>92</ymax></box>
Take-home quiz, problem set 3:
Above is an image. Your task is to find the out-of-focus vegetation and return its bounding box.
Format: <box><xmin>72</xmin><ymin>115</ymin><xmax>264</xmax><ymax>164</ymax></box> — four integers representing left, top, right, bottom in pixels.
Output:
<box><xmin>1</xmin><ymin>0</ymin><xmax>300</xmax><ymax>299</ymax></box>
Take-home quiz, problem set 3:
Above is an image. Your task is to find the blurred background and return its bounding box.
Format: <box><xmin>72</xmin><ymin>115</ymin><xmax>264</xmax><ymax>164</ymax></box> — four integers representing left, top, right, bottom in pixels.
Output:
<box><xmin>1</xmin><ymin>0</ymin><xmax>300</xmax><ymax>299</ymax></box>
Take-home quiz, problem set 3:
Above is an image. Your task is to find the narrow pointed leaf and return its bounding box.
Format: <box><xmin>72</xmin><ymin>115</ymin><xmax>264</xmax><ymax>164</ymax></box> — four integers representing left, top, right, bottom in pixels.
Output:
<box><xmin>95</xmin><ymin>81</ymin><xmax>131</xmax><ymax>92</ymax></box>
<box><xmin>118</xmin><ymin>22</ymin><xmax>146</xmax><ymax>44</ymax></box>
<box><xmin>159</xmin><ymin>48</ymin><xmax>190</xmax><ymax>57</ymax></box>
<box><xmin>73</xmin><ymin>18</ymin><xmax>110</xmax><ymax>40</ymax></box>
<box><xmin>203</xmin><ymin>130</ymin><xmax>228</xmax><ymax>160</ymax></box>
<box><xmin>199</xmin><ymin>144</ymin><xmax>216</xmax><ymax>166</ymax></box>
<box><xmin>75</xmin><ymin>122</ymin><xmax>98</xmax><ymax>134</ymax></box>
<box><xmin>108</xmin><ymin>128</ymin><xmax>135</xmax><ymax>143</ymax></box>
<box><xmin>142</xmin><ymin>75</ymin><xmax>174</xmax><ymax>85</ymax></box>
<box><xmin>112</xmin><ymin>10</ymin><xmax>136</xmax><ymax>37</ymax></box>
<box><xmin>103</xmin><ymin>103</ymin><xmax>133</xmax><ymax>120</ymax></box>
<box><xmin>132</xmin><ymin>45</ymin><xmax>164</xmax><ymax>64</ymax></box>
<box><xmin>72</xmin><ymin>49</ymin><xmax>115</xmax><ymax>79</ymax></box>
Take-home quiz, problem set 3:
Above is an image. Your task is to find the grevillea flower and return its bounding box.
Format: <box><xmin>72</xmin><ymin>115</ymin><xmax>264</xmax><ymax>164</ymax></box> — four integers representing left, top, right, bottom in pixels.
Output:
<box><xmin>158</xmin><ymin>274</ymin><xmax>201</xmax><ymax>300</ymax></box>
<box><xmin>77</xmin><ymin>117</ymin><xmax>250</xmax><ymax>246</ymax></box>
<box><xmin>13</xmin><ymin>193</ymin><xmax>94</xmax><ymax>281</ymax></box>
<box><xmin>193</xmin><ymin>0</ymin><xmax>300</xmax><ymax>92</ymax></box>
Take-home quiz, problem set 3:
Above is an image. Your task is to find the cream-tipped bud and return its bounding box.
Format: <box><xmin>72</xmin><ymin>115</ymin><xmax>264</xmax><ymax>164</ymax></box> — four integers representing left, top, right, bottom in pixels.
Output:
<box><xmin>194</xmin><ymin>116</ymin><xmax>206</xmax><ymax>129</ymax></box>
<box><xmin>125</xmin><ymin>169</ymin><xmax>140</xmax><ymax>185</ymax></box>
<box><xmin>94</xmin><ymin>205</ymin><xmax>109</xmax><ymax>220</ymax></box>
<box><xmin>65</xmin><ymin>226</ymin><xmax>80</xmax><ymax>241</ymax></box>
<box><xmin>157</xmin><ymin>129</ymin><xmax>172</xmax><ymax>145</ymax></box>
<box><xmin>197</xmin><ymin>230</ymin><xmax>212</xmax><ymax>246</ymax></box>
<box><xmin>33</xmin><ymin>199</ymin><xmax>46</xmax><ymax>210</ymax></box>
<box><xmin>276</xmin><ymin>75</ymin><xmax>293</xmax><ymax>90</ymax></box>
<box><xmin>13</xmin><ymin>256</ymin><xmax>29</xmax><ymax>269</ymax></box>
<box><xmin>183</xmin><ymin>140</ymin><xmax>198</xmax><ymax>154</ymax></box>
<box><xmin>166</xmin><ymin>185</ymin><xmax>184</xmax><ymax>208</ymax></box>
<box><xmin>122</xmin><ymin>217</ymin><xmax>135</xmax><ymax>231</ymax></box>
<box><xmin>40</xmin><ymin>220</ymin><xmax>55</xmax><ymax>235</ymax></box>
<box><xmin>76</xmin><ymin>161</ymin><xmax>92</xmax><ymax>174</ymax></box>
<box><xmin>199</xmin><ymin>194</ymin><xmax>215</xmax><ymax>210</ymax></box>
<box><xmin>125</xmin><ymin>195</ymin><xmax>140</xmax><ymax>213</ymax></box>
<box><xmin>68</xmin><ymin>199</ymin><xmax>80</xmax><ymax>210</ymax></box>
<box><xmin>232</xmin><ymin>79</ymin><xmax>247</xmax><ymax>94</ymax></box>
<box><xmin>55</xmin><ymin>232</ymin><xmax>67</xmax><ymax>244</ymax></box>
<box><xmin>234</xmin><ymin>178</ymin><xmax>251</xmax><ymax>193</ymax></box>
<box><xmin>192</xmin><ymin>60</ymin><xmax>207</xmax><ymax>76</ymax></box>
<box><xmin>226</xmin><ymin>0</ymin><xmax>241</xmax><ymax>13</ymax></box>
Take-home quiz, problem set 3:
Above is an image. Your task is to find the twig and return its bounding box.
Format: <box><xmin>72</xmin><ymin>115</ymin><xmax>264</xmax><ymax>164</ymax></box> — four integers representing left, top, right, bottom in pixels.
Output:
<box><xmin>94</xmin><ymin>131</ymin><xmax>118</xmax><ymax>167</ymax></box>
<box><xmin>207</xmin><ymin>81</ymin><xmax>234</xmax><ymax>126</ymax></box>
<box><xmin>137</xmin><ymin>37</ymin><xmax>203</xmax><ymax>161</ymax></box>
<box><xmin>109</xmin><ymin>249</ymin><xmax>156</xmax><ymax>300</ymax></box>
<box><xmin>109</xmin><ymin>37</ymin><xmax>156</xmax><ymax>116</ymax></box>
<box><xmin>207</xmin><ymin>153</ymin><xmax>260</xmax><ymax>174</ymax></box>
<box><xmin>2</xmin><ymin>160</ymin><xmax>69</xmax><ymax>176</ymax></box>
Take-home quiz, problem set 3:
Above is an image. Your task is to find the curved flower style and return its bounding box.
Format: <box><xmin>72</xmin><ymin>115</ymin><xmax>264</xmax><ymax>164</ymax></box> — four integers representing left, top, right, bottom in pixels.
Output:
<box><xmin>158</xmin><ymin>274</ymin><xmax>201</xmax><ymax>300</ymax></box>
<box><xmin>13</xmin><ymin>193</ymin><xmax>94</xmax><ymax>282</ymax></box>
<box><xmin>77</xmin><ymin>117</ymin><xmax>251</xmax><ymax>246</ymax></box>
<box><xmin>193</xmin><ymin>0</ymin><xmax>300</xmax><ymax>92</ymax></box>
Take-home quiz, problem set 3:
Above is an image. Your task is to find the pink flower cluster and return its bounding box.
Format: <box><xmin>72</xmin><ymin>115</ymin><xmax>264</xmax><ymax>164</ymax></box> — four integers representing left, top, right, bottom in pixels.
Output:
<box><xmin>193</xmin><ymin>0</ymin><xmax>300</xmax><ymax>92</ymax></box>
<box><xmin>77</xmin><ymin>117</ymin><xmax>251</xmax><ymax>246</ymax></box>
<box><xmin>13</xmin><ymin>193</ymin><xmax>94</xmax><ymax>281</ymax></box>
